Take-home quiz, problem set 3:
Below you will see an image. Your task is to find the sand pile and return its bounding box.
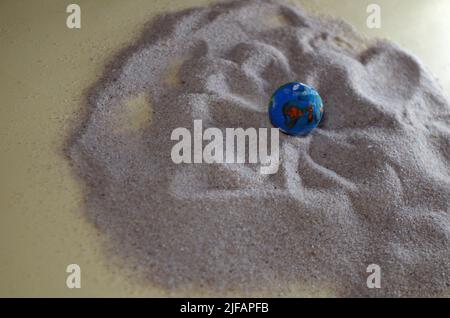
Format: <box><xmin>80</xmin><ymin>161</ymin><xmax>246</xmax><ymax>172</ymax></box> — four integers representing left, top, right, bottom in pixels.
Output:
<box><xmin>68</xmin><ymin>0</ymin><xmax>450</xmax><ymax>296</ymax></box>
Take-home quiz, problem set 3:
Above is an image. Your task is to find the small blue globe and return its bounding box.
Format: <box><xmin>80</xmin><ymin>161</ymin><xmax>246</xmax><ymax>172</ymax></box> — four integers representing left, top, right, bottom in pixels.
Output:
<box><xmin>268</xmin><ymin>82</ymin><xmax>324</xmax><ymax>136</ymax></box>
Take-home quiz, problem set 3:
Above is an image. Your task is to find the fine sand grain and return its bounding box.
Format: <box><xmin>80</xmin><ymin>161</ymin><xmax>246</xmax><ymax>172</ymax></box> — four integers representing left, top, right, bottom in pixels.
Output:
<box><xmin>67</xmin><ymin>0</ymin><xmax>450</xmax><ymax>296</ymax></box>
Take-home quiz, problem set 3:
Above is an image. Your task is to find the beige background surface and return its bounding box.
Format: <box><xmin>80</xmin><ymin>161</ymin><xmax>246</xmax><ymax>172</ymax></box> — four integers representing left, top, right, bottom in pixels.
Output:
<box><xmin>1</xmin><ymin>0</ymin><xmax>449</xmax><ymax>297</ymax></box>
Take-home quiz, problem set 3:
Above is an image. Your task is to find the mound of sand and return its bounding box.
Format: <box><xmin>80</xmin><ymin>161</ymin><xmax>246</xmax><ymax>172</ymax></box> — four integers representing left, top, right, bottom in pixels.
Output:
<box><xmin>68</xmin><ymin>0</ymin><xmax>450</xmax><ymax>296</ymax></box>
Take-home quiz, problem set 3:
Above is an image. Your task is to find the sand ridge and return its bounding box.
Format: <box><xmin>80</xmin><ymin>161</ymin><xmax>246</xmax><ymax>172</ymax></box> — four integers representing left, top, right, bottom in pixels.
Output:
<box><xmin>68</xmin><ymin>0</ymin><xmax>450</xmax><ymax>296</ymax></box>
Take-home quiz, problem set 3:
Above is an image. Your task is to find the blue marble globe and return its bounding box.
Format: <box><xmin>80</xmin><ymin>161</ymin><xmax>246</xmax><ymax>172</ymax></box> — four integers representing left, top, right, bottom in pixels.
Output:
<box><xmin>268</xmin><ymin>82</ymin><xmax>324</xmax><ymax>136</ymax></box>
